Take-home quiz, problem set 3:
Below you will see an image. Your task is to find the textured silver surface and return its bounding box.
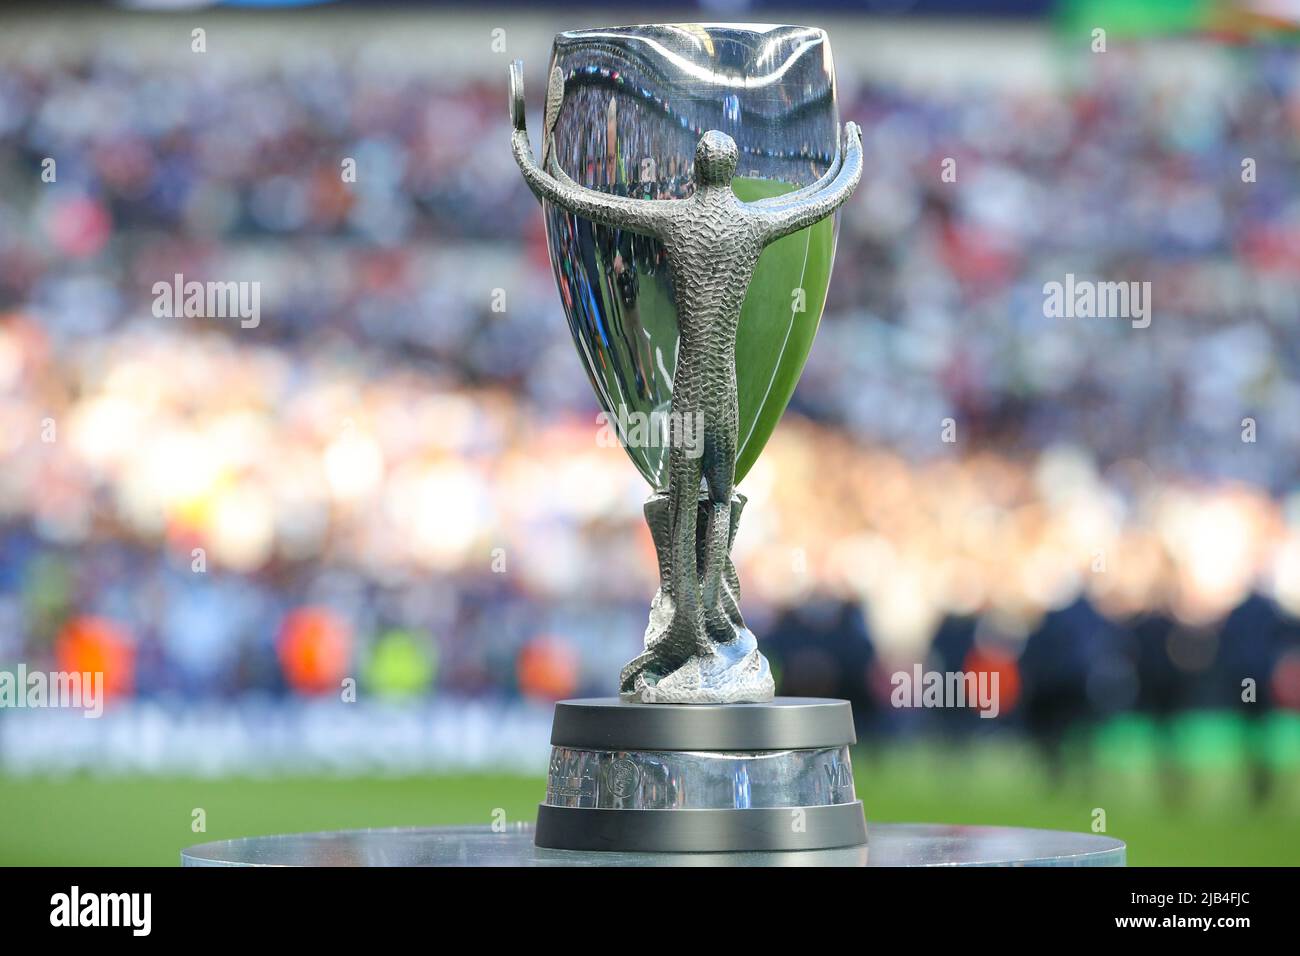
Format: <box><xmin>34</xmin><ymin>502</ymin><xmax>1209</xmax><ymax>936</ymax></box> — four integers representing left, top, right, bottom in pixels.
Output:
<box><xmin>543</xmin><ymin>745</ymin><xmax>856</xmax><ymax>809</ymax></box>
<box><xmin>510</xmin><ymin>25</ymin><xmax>862</xmax><ymax>703</ymax></box>
<box><xmin>182</xmin><ymin>823</ymin><xmax>1127</xmax><ymax>867</ymax></box>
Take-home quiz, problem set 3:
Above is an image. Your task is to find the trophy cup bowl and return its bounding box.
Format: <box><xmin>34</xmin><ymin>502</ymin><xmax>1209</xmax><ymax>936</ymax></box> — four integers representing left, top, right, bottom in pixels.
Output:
<box><xmin>511</xmin><ymin>23</ymin><xmax>867</xmax><ymax>852</ymax></box>
<box><xmin>537</xmin><ymin>23</ymin><xmax>840</xmax><ymax>488</ymax></box>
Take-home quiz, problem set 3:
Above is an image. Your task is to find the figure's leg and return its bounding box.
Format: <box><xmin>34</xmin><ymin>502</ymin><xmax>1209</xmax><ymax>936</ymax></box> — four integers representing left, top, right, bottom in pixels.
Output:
<box><xmin>699</xmin><ymin>471</ymin><xmax>732</xmax><ymax>643</ymax></box>
<box><xmin>700</xmin><ymin>388</ymin><xmax>739</xmax><ymax>645</ymax></box>
<box><xmin>618</xmin><ymin>492</ymin><xmax>671</xmax><ymax>694</ymax></box>
<box><xmin>719</xmin><ymin>494</ymin><xmax>747</xmax><ymax>630</ymax></box>
<box><xmin>621</xmin><ymin>399</ymin><xmax>708</xmax><ymax>694</ymax></box>
<box><xmin>662</xmin><ymin>417</ymin><xmax>708</xmax><ymax>662</ymax></box>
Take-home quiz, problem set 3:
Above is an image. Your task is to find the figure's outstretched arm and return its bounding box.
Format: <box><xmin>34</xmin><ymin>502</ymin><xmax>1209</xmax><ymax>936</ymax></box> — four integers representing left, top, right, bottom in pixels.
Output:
<box><xmin>510</xmin><ymin>60</ymin><xmax>671</xmax><ymax>237</ymax></box>
<box><xmin>754</xmin><ymin>122</ymin><xmax>863</xmax><ymax>244</ymax></box>
<box><xmin>545</xmin><ymin>147</ymin><xmax>583</xmax><ymax>192</ymax></box>
<box><xmin>748</xmin><ymin>142</ymin><xmax>843</xmax><ymax>211</ymax></box>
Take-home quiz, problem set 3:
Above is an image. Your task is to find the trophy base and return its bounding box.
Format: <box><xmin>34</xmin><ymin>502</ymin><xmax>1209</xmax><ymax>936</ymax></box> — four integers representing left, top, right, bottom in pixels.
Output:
<box><xmin>534</xmin><ymin>697</ymin><xmax>867</xmax><ymax>853</ymax></box>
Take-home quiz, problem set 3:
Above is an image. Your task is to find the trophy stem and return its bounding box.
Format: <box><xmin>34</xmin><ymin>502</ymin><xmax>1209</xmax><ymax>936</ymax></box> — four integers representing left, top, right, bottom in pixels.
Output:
<box><xmin>619</xmin><ymin>491</ymin><xmax>775</xmax><ymax>703</ymax></box>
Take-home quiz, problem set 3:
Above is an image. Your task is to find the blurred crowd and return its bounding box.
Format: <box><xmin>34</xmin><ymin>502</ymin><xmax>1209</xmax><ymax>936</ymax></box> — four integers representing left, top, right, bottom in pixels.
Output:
<box><xmin>1</xmin><ymin>37</ymin><xmax>1299</xmax><ymax>759</ymax></box>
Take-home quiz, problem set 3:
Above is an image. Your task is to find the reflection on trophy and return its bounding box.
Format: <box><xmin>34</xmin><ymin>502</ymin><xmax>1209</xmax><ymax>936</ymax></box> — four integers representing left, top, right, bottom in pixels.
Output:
<box><xmin>511</xmin><ymin>24</ymin><xmax>868</xmax><ymax>852</ymax></box>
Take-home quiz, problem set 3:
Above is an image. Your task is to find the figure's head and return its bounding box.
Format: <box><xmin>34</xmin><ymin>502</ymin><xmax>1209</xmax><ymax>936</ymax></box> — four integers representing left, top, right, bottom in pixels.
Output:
<box><xmin>694</xmin><ymin>131</ymin><xmax>738</xmax><ymax>186</ymax></box>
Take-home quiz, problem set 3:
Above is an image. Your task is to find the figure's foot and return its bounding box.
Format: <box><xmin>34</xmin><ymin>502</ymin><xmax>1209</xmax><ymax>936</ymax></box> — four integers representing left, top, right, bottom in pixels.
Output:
<box><xmin>618</xmin><ymin>595</ymin><xmax>699</xmax><ymax>695</ymax></box>
<box><xmin>620</xmin><ymin>628</ymin><xmax>774</xmax><ymax>704</ymax></box>
<box><xmin>702</xmin><ymin>599</ymin><xmax>739</xmax><ymax>646</ymax></box>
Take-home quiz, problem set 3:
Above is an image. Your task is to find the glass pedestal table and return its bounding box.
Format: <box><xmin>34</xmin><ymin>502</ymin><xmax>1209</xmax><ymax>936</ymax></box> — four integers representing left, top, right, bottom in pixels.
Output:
<box><xmin>182</xmin><ymin>823</ymin><xmax>1126</xmax><ymax>867</ymax></box>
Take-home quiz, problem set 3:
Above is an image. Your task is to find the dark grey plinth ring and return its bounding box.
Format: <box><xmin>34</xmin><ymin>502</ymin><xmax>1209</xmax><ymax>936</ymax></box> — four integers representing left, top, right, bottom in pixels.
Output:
<box><xmin>549</xmin><ymin>697</ymin><xmax>856</xmax><ymax>751</ymax></box>
<box><xmin>535</xmin><ymin>802</ymin><xmax>867</xmax><ymax>852</ymax></box>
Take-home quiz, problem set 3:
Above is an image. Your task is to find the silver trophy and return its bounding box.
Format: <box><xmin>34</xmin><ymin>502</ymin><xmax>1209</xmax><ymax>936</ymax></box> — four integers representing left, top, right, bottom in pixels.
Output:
<box><xmin>511</xmin><ymin>23</ymin><xmax>867</xmax><ymax>852</ymax></box>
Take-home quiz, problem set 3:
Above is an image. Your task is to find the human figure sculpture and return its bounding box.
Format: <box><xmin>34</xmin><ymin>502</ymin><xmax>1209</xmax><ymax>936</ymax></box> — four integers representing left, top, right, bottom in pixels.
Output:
<box><xmin>511</xmin><ymin>64</ymin><xmax>863</xmax><ymax>702</ymax></box>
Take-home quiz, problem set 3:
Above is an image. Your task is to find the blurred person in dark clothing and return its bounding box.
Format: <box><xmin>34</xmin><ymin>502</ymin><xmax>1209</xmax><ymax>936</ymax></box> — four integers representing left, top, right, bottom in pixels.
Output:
<box><xmin>764</xmin><ymin>598</ymin><xmax>878</xmax><ymax>736</ymax></box>
<box><xmin>1018</xmin><ymin>597</ymin><xmax>1128</xmax><ymax>787</ymax></box>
